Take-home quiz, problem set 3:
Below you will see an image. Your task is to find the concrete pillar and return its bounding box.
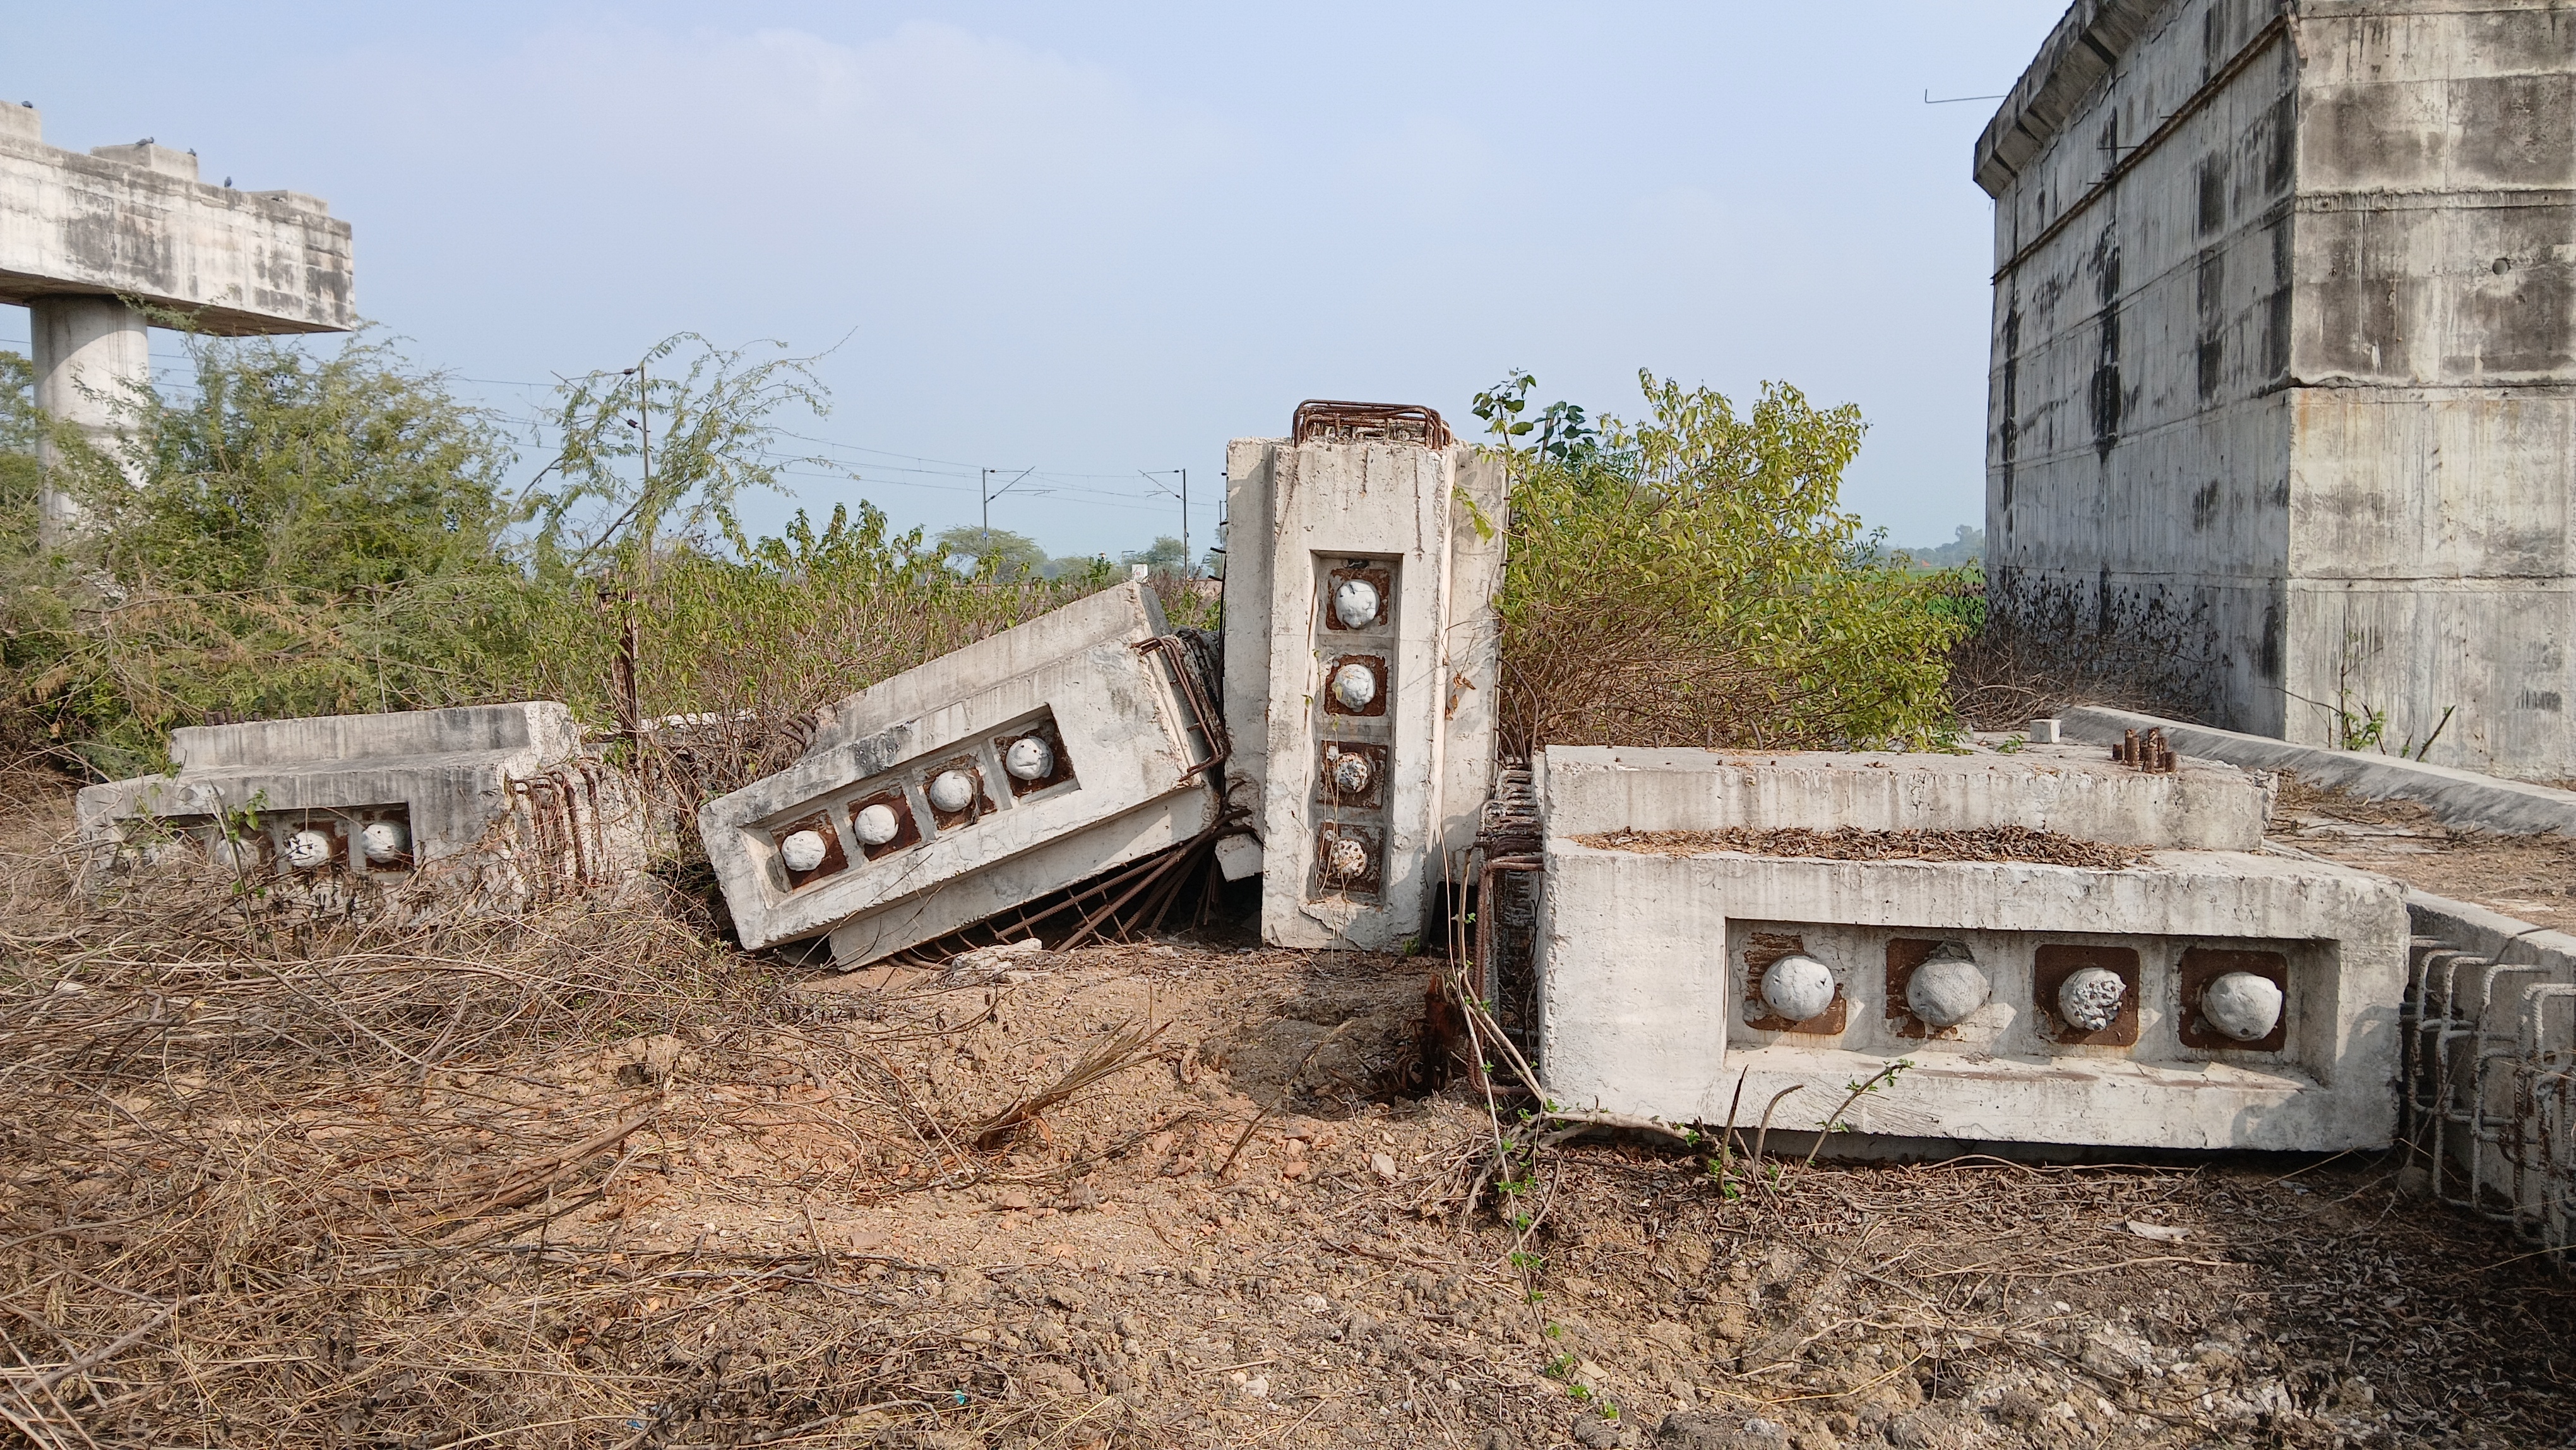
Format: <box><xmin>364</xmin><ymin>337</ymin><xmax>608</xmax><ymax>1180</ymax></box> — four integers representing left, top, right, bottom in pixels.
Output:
<box><xmin>30</xmin><ymin>294</ymin><xmax>148</xmax><ymax>543</ymax></box>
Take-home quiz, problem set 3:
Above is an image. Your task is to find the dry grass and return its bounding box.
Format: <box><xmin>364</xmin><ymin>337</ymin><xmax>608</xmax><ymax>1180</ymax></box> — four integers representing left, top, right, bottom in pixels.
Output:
<box><xmin>1945</xmin><ymin>616</ymin><xmax>2210</xmax><ymax>734</ymax></box>
<box><xmin>1574</xmin><ymin>825</ymin><xmax>2147</xmax><ymax>871</ymax></box>
<box><xmin>0</xmin><ymin>769</ymin><xmax>1158</xmax><ymax>1449</ymax></box>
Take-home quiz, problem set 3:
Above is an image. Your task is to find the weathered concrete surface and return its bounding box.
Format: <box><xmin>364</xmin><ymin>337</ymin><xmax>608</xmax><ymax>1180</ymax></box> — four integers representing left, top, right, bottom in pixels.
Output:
<box><xmin>0</xmin><ymin>106</ymin><xmax>352</xmax><ymax>332</ymax></box>
<box><xmin>76</xmin><ymin>702</ymin><xmax>642</xmax><ymax>909</ymax></box>
<box><xmin>4</xmin><ymin>104</ymin><xmax>353</xmax><ymax>539</ymax></box>
<box><xmin>1533</xmin><ymin>748</ymin><xmax>2408</xmax><ymax>1151</ymax></box>
<box><xmin>700</xmin><ymin>582</ymin><xmax>1223</xmax><ymax>964</ymax></box>
<box><xmin>1220</xmin><ymin>433</ymin><xmax>1505</xmax><ymax>951</ymax></box>
<box><xmin>1542</xmin><ymin>742</ymin><xmax>2267</xmax><ymax>850</ymax></box>
<box><xmin>2066</xmin><ymin>704</ymin><xmax>2576</xmax><ymax>836</ymax></box>
<box><xmin>1978</xmin><ymin>0</ymin><xmax>2576</xmax><ymax>776</ymax></box>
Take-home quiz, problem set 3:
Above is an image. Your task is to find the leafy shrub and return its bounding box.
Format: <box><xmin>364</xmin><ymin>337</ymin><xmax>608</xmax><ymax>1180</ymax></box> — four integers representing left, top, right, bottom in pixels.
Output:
<box><xmin>0</xmin><ymin>332</ymin><xmax>1124</xmax><ymax>779</ymax></box>
<box><xmin>1483</xmin><ymin>369</ymin><xmax>1969</xmax><ymax>753</ymax></box>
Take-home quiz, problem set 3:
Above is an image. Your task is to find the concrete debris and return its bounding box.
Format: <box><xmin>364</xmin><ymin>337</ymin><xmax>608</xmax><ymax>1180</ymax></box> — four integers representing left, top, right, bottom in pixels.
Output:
<box><xmin>1221</xmin><ymin>405</ymin><xmax>1506</xmax><ymax>950</ymax></box>
<box><xmin>1534</xmin><ymin>741</ymin><xmax>2408</xmax><ymax>1151</ymax></box>
<box><xmin>76</xmin><ymin>702</ymin><xmax>647</xmax><ymax>920</ymax></box>
<box><xmin>940</xmin><ymin>938</ymin><xmax>1054</xmax><ymax>985</ymax></box>
<box><xmin>700</xmin><ymin>582</ymin><xmax>1224</xmax><ymax>966</ymax></box>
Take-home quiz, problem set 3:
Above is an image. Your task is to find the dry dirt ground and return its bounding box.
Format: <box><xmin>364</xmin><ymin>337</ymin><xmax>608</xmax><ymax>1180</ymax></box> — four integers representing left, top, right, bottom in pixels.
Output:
<box><xmin>3</xmin><ymin>778</ymin><xmax>2572</xmax><ymax>1449</ymax></box>
<box><xmin>2268</xmin><ymin>775</ymin><xmax>2576</xmax><ymax>930</ymax></box>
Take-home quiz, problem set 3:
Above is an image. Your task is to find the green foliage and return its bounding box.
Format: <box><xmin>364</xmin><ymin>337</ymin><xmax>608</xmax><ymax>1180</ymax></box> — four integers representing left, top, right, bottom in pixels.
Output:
<box><xmin>0</xmin><ymin>331</ymin><xmax>1123</xmax><ymax>781</ymax></box>
<box><xmin>1123</xmin><ymin>536</ymin><xmax>1186</xmax><ymax>572</ymax></box>
<box><xmin>933</xmin><ymin>524</ymin><xmax>1045</xmax><ymax>580</ymax></box>
<box><xmin>1486</xmin><ymin>369</ymin><xmax>1969</xmax><ymax>753</ymax></box>
<box><xmin>3</xmin><ymin>333</ymin><xmax>533</xmax><ymax>776</ymax></box>
<box><xmin>1904</xmin><ymin>523</ymin><xmax>1984</xmax><ymax>569</ymax></box>
<box><xmin>534</xmin><ymin>333</ymin><xmax>833</xmax><ymax>579</ymax></box>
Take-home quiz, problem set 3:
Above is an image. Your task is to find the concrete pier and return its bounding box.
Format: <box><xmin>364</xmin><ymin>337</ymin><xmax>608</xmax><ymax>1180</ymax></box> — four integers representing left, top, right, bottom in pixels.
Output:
<box><xmin>1977</xmin><ymin>0</ymin><xmax>2576</xmax><ymax>776</ymax></box>
<box><xmin>0</xmin><ymin>104</ymin><xmax>352</xmax><ymax>539</ymax></box>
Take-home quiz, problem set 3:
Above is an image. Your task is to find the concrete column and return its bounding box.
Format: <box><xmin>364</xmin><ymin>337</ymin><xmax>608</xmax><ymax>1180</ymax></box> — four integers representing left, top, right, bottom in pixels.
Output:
<box><xmin>30</xmin><ymin>294</ymin><xmax>148</xmax><ymax>543</ymax></box>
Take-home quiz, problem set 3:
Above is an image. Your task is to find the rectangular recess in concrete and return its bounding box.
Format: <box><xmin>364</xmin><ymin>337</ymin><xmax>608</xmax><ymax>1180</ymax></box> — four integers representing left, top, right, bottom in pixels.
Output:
<box><xmin>1220</xmin><ymin>429</ymin><xmax>1506</xmax><ymax>950</ymax></box>
<box><xmin>700</xmin><ymin>582</ymin><xmax>1224</xmax><ymax>964</ymax></box>
<box><xmin>1532</xmin><ymin>746</ymin><xmax>2407</xmax><ymax>1152</ymax></box>
<box><xmin>77</xmin><ymin>702</ymin><xmax>644</xmax><ymax>909</ymax></box>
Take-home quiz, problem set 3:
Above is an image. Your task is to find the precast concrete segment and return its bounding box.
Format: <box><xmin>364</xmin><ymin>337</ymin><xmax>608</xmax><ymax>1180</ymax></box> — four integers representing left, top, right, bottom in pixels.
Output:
<box><xmin>699</xmin><ymin>582</ymin><xmax>1222</xmax><ymax>962</ymax></box>
<box><xmin>1539</xmin><ymin>743</ymin><xmax>2267</xmax><ymax>849</ymax></box>
<box><xmin>1536</xmin><ymin>841</ymin><xmax>2408</xmax><ymax>1151</ymax></box>
<box><xmin>1219</xmin><ymin>435</ymin><xmax>1506</xmax><ymax>951</ymax></box>
<box><xmin>2066</xmin><ymin>706</ymin><xmax>2576</xmax><ymax>836</ymax></box>
<box><xmin>1977</xmin><ymin>0</ymin><xmax>2576</xmax><ymax>776</ymax></box>
<box><xmin>76</xmin><ymin>702</ymin><xmax>644</xmax><ymax>908</ymax></box>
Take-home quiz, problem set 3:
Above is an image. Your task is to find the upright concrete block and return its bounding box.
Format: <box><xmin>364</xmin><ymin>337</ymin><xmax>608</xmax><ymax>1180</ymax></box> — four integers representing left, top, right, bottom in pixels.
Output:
<box><xmin>1220</xmin><ymin>404</ymin><xmax>1506</xmax><ymax>951</ymax></box>
<box><xmin>1534</xmin><ymin>745</ymin><xmax>2409</xmax><ymax>1151</ymax></box>
<box><xmin>77</xmin><ymin>702</ymin><xmax>645</xmax><ymax>911</ymax></box>
<box><xmin>700</xmin><ymin>582</ymin><xmax>1225</xmax><ymax>965</ymax></box>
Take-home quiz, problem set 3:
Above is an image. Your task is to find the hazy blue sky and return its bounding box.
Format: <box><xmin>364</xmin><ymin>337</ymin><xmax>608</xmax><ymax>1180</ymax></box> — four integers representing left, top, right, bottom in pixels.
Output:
<box><xmin>4</xmin><ymin>3</ymin><xmax>2065</xmax><ymax>558</ymax></box>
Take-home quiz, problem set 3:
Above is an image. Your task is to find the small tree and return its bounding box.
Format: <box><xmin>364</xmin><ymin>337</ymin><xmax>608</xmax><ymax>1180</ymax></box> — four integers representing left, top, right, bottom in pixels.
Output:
<box><xmin>1123</xmin><ymin>536</ymin><xmax>1186</xmax><ymax>572</ymax></box>
<box><xmin>534</xmin><ymin>332</ymin><xmax>835</xmax><ymax>580</ymax></box>
<box><xmin>2</xmin><ymin>332</ymin><xmax>527</xmax><ymax>776</ymax></box>
<box><xmin>933</xmin><ymin>524</ymin><xmax>1047</xmax><ymax>580</ymax></box>
<box><xmin>1486</xmin><ymin>369</ymin><xmax>1967</xmax><ymax>753</ymax></box>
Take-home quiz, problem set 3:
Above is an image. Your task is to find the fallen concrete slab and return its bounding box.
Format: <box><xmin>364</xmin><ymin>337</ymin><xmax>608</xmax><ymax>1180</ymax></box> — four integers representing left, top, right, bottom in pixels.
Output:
<box><xmin>2063</xmin><ymin>705</ymin><xmax>2576</xmax><ymax>838</ymax></box>
<box><xmin>1532</xmin><ymin>744</ymin><xmax>2409</xmax><ymax>1152</ymax></box>
<box><xmin>77</xmin><ymin>702</ymin><xmax>646</xmax><ymax>913</ymax></box>
<box><xmin>700</xmin><ymin>582</ymin><xmax>1225</xmax><ymax>965</ymax></box>
<box><xmin>1221</xmin><ymin>403</ymin><xmax>1506</xmax><ymax>950</ymax></box>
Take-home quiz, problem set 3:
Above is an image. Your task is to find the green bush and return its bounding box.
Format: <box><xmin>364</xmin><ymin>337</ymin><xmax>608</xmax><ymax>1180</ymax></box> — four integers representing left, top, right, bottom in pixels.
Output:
<box><xmin>0</xmin><ymin>332</ymin><xmax>1121</xmax><ymax>779</ymax></box>
<box><xmin>1483</xmin><ymin>369</ymin><xmax>1969</xmax><ymax>753</ymax></box>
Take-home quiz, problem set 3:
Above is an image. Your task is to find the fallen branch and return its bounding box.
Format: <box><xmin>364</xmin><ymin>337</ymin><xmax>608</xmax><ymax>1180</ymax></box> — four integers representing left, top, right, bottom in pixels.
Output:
<box><xmin>965</xmin><ymin>1017</ymin><xmax>1169</xmax><ymax>1151</ymax></box>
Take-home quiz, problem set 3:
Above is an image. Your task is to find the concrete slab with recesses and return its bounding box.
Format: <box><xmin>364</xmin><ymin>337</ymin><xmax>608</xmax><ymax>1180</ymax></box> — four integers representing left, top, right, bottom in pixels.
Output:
<box><xmin>76</xmin><ymin>702</ymin><xmax>642</xmax><ymax>911</ymax></box>
<box><xmin>1220</xmin><ymin>405</ymin><xmax>1506</xmax><ymax>951</ymax></box>
<box><xmin>700</xmin><ymin>582</ymin><xmax>1224</xmax><ymax>966</ymax></box>
<box><xmin>1532</xmin><ymin>744</ymin><xmax>2409</xmax><ymax>1152</ymax></box>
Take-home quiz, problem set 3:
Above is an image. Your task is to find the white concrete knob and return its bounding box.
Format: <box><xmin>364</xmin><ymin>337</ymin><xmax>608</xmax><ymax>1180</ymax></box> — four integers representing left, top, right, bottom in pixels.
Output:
<box><xmin>1005</xmin><ymin>736</ymin><xmax>1054</xmax><ymax>782</ymax></box>
<box><xmin>1329</xmin><ymin>750</ymin><xmax>1372</xmax><ymax>795</ymax></box>
<box><xmin>359</xmin><ymin>820</ymin><xmax>410</xmax><ymax>864</ymax></box>
<box><xmin>2201</xmin><ymin>971</ymin><xmax>2283</xmax><ymax>1042</ymax></box>
<box><xmin>1321</xmin><ymin>835</ymin><xmax>1370</xmax><ymax>882</ymax></box>
<box><xmin>1760</xmin><ymin>954</ymin><xmax>1837</xmax><ymax>1024</ymax></box>
<box><xmin>1907</xmin><ymin>956</ymin><xmax>1990</xmax><ymax>1028</ymax></box>
<box><xmin>1330</xmin><ymin>662</ymin><xmax>1377</xmax><ymax>710</ymax></box>
<box><xmin>2058</xmin><ymin>967</ymin><xmax>2126</xmax><ymax>1033</ymax></box>
<box><xmin>282</xmin><ymin>829</ymin><xmax>335</xmax><ymax>872</ymax></box>
<box><xmin>779</xmin><ymin>829</ymin><xmax>828</xmax><ymax>873</ymax></box>
<box><xmin>853</xmin><ymin>803</ymin><xmax>902</xmax><ymax>846</ymax></box>
<box><xmin>927</xmin><ymin>770</ymin><xmax>977</xmax><ymax>813</ymax></box>
<box><xmin>1333</xmin><ymin>579</ymin><xmax>1380</xmax><ymax>629</ymax></box>
<box><xmin>208</xmin><ymin>836</ymin><xmax>259</xmax><ymax>873</ymax></box>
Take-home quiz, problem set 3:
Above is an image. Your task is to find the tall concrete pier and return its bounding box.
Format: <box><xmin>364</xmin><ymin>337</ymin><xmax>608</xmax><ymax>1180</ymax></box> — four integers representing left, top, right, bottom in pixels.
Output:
<box><xmin>0</xmin><ymin>104</ymin><xmax>352</xmax><ymax>539</ymax></box>
<box><xmin>1978</xmin><ymin>0</ymin><xmax>2576</xmax><ymax>776</ymax></box>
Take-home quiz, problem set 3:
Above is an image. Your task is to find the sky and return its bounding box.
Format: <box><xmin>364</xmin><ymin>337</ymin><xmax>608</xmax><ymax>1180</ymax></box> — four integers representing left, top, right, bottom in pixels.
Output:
<box><xmin>3</xmin><ymin>2</ymin><xmax>2065</xmax><ymax>560</ymax></box>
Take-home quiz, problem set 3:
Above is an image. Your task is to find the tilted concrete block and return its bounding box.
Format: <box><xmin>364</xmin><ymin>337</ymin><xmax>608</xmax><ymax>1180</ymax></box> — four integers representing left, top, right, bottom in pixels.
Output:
<box><xmin>77</xmin><ymin>702</ymin><xmax>647</xmax><ymax>911</ymax></box>
<box><xmin>1220</xmin><ymin>413</ymin><xmax>1506</xmax><ymax>950</ymax></box>
<box><xmin>700</xmin><ymin>582</ymin><xmax>1225</xmax><ymax>964</ymax></box>
<box><xmin>1533</xmin><ymin>745</ymin><xmax>2407</xmax><ymax>1152</ymax></box>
